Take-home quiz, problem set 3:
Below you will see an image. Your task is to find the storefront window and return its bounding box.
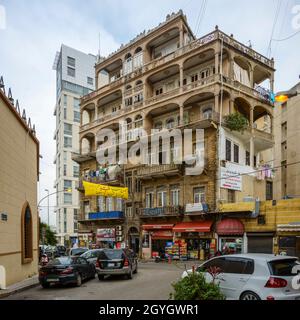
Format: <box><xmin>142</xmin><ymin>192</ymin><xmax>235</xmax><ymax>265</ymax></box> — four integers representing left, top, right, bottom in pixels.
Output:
<box><xmin>220</xmin><ymin>238</ymin><xmax>243</xmax><ymax>255</ymax></box>
<box><xmin>142</xmin><ymin>232</ymin><xmax>149</xmax><ymax>248</ymax></box>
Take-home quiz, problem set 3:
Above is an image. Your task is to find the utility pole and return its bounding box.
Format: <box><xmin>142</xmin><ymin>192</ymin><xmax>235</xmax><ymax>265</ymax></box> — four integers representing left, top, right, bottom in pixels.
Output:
<box><xmin>45</xmin><ymin>189</ymin><xmax>50</xmax><ymax>226</ymax></box>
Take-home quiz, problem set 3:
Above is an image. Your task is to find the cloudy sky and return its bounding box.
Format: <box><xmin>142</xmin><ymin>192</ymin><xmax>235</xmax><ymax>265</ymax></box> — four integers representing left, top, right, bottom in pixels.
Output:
<box><xmin>0</xmin><ymin>0</ymin><xmax>300</xmax><ymax>226</ymax></box>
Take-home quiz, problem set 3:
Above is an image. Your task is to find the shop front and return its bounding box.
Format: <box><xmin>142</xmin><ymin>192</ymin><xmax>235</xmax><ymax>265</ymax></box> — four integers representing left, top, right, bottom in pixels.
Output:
<box><xmin>142</xmin><ymin>224</ymin><xmax>174</xmax><ymax>259</ymax></box>
<box><xmin>277</xmin><ymin>223</ymin><xmax>300</xmax><ymax>258</ymax></box>
<box><xmin>216</xmin><ymin>219</ymin><xmax>245</xmax><ymax>254</ymax></box>
<box><xmin>173</xmin><ymin>221</ymin><xmax>214</xmax><ymax>260</ymax></box>
<box><xmin>247</xmin><ymin>232</ymin><xmax>274</xmax><ymax>254</ymax></box>
<box><xmin>96</xmin><ymin>228</ymin><xmax>117</xmax><ymax>249</ymax></box>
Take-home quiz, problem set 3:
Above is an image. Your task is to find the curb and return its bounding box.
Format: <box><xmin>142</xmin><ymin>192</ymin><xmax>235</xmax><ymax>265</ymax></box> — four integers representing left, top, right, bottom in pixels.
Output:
<box><xmin>0</xmin><ymin>280</ymin><xmax>39</xmax><ymax>299</ymax></box>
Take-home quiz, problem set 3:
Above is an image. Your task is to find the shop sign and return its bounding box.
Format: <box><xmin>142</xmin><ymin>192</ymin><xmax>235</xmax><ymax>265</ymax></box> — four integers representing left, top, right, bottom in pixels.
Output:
<box><xmin>186</xmin><ymin>203</ymin><xmax>203</xmax><ymax>213</ymax></box>
<box><xmin>97</xmin><ymin>228</ymin><xmax>116</xmax><ymax>241</ymax></box>
<box><xmin>221</xmin><ymin>167</ymin><xmax>242</xmax><ymax>191</ymax></box>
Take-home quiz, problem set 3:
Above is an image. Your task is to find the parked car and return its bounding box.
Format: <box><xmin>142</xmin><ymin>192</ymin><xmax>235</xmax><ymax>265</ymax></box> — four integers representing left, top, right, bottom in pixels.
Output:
<box><xmin>69</xmin><ymin>247</ymin><xmax>88</xmax><ymax>256</ymax></box>
<box><xmin>81</xmin><ymin>249</ymin><xmax>103</xmax><ymax>266</ymax></box>
<box><xmin>182</xmin><ymin>254</ymin><xmax>300</xmax><ymax>300</ymax></box>
<box><xmin>39</xmin><ymin>256</ymin><xmax>95</xmax><ymax>288</ymax></box>
<box><xmin>44</xmin><ymin>246</ymin><xmax>59</xmax><ymax>259</ymax></box>
<box><xmin>56</xmin><ymin>245</ymin><xmax>67</xmax><ymax>256</ymax></box>
<box><xmin>95</xmin><ymin>249</ymin><xmax>138</xmax><ymax>280</ymax></box>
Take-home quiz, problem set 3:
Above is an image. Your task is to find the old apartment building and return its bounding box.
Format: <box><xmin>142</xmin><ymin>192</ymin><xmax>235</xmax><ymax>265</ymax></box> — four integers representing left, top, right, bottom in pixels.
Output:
<box><xmin>73</xmin><ymin>11</ymin><xmax>275</xmax><ymax>259</ymax></box>
<box><xmin>0</xmin><ymin>78</ymin><xmax>40</xmax><ymax>288</ymax></box>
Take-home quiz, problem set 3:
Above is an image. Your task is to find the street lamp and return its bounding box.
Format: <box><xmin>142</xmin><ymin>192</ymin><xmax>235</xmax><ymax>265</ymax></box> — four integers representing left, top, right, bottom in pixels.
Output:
<box><xmin>45</xmin><ymin>189</ymin><xmax>50</xmax><ymax>226</ymax></box>
<box><xmin>275</xmin><ymin>89</ymin><xmax>298</xmax><ymax>103</ymax></box>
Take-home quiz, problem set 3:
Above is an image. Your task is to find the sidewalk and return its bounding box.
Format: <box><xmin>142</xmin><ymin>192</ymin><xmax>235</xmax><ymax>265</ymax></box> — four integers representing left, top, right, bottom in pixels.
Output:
<box><xmin>0</xmin><ymin>275</ymin><xmax>39</xmax><ymax>299</ymax></box>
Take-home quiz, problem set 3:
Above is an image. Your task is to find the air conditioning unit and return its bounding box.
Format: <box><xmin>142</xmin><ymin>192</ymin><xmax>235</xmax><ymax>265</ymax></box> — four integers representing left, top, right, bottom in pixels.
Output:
<box><xmin>116</xmin><ymin>226</ymin><xmax>123</xmax><ymax>231</ymax></box>
<box><xmin>116</xmin><ymin>231</ymin><xmax>123</xmax><ymax>236</ymax></box>
<box><xmin>116</xmin><ymin>236</ymin><xmax>123</xmax><ymax>242</ymax></box>
<box><xmin>243</xmin><ymin>197</ymin><xmax>255</xmax><ymax>202</ymax></box>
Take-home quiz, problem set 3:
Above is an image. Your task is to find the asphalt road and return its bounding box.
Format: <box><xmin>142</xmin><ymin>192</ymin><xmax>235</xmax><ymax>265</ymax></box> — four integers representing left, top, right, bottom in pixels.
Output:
<box><xmin>4</xmin><ymin>261</ymin><xmax>197</xmax><ymax>300</ymax></box>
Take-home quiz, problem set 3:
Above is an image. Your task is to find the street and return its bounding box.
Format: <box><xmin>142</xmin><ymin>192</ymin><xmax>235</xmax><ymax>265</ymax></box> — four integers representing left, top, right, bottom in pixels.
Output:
<box><xmin>4</xmin><ymin>262</ymin><xmax>195</xmax><ymax>300</ymax></box>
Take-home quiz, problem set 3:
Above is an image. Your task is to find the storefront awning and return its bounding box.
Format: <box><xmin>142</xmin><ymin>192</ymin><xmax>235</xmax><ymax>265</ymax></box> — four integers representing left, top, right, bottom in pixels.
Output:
<box><xmin>143</xmin><ymin>224</ymin><xmax>174</xmax><ymax>230</ymax></box>
<box><xmin>277</xmin><ymin>223</ymin><xmax>300</xmax><ymax>232</ymax></box>
<box><xmin>216</xmin><ymin>219</ymin><xmax>245</xmax><ymax>236</ymax></box>
<box><xmin>173</xmin><ymin>221</ymin><xmax>213</xmax><ymax>233</ymax></box>
<box><xmin>151</xmin><ymin>230</ymin><xmax>173</xmax><ymax>240</ymax></box>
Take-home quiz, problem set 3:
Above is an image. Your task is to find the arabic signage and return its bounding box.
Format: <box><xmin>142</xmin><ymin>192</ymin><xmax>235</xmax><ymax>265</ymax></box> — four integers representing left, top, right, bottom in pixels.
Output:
<box><xmin>221</xmin><ymin>167</ymin><xmax>242</xmax><ymax>191</ymax></box>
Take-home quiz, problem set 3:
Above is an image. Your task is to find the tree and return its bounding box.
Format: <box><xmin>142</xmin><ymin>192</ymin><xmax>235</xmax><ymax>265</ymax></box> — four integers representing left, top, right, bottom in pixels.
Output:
<box><xmin>40</xmin><ymin>222</ymin><xmax>57</xmax><ymax>246</ymax></box>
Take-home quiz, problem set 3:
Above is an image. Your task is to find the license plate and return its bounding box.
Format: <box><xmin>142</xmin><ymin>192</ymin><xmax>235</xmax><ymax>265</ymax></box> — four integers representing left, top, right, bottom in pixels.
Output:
<box><xmin>108</xmin><ymin>263</ymin><xmax>115</xmax><ymax>267</ymax></box>
<box><xmin>46</xmin><ymin>278</ymin><xmax>59</xmax><ymax>283</ymax></box>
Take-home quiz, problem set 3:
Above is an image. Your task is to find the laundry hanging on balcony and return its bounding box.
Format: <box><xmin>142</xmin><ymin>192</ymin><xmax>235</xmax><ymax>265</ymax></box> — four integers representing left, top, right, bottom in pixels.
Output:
<box><xmin>83</xmin><ymin>181</ymin><xmax>128</xmax><ymax>200</ymax></box>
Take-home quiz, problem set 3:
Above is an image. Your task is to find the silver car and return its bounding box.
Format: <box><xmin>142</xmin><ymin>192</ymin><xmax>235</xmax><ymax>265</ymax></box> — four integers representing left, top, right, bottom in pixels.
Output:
<box><xmin>182</xmin><ymin>254</ymin><xmax>300</xmax><ymax>300</ymax></box>
<box><xmin>80</xmin><ymin>249</ymin><xmax>103</xmax><ymax>266</ymax></box>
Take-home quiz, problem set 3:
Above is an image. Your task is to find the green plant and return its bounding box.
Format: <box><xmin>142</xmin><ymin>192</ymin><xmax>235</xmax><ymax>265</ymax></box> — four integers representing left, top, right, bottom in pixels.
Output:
<box><xmin>40</xmin><ymin>222</ymin><xmax>57</xmax><ymax>246</ymax></box>
<box><xmin>224</xmin><ymin>113</ymin><xmax>249</xmax><ymax>133</ymax></box>
<box><xmin>169</xmin><ymin>271</ymin><xmax>226</xmax><ymax>300</ymax></box>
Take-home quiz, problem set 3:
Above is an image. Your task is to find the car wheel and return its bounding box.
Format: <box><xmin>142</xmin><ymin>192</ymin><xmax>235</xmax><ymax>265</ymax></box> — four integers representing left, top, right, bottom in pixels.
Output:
<box><xmin>76</xmin><ymin>274</ymin><xmax>82</xmax><ymax>287</ymax></box>
<box><xmin>98</xmin><ymin>274</ymin><xmax>105</xmax><ymax>281</ymax></box>
<box><xmin>41</xmin><ymin>283</ymin><xmax>50</xmax><ymax>289</ymax></box>
<box><xmin>240</xmin><ymin>291</ymin><xmax>261</xmax><ymax>301</ymax></box>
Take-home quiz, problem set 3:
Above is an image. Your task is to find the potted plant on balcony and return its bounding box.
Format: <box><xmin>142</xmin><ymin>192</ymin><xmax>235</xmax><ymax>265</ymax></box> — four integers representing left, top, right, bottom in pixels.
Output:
<box><xmin>224</xmin><ymin>113</ymin><xmax>249</xmax><ymax>133</ymax></box>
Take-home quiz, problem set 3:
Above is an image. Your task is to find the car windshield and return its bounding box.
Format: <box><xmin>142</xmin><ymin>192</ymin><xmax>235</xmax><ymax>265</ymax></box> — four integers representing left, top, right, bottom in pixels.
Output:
<box><xmin>48</xmin><ymin>257</ymin><xmax>73</xmax><ymax>265</ymax></box>
<box><xmin>268</xmin><ymin>259</ymin><xmax>300</xmax><ymax>276</ymax></box>
<box><xmin>71</xmin><ymin>248</ymin><xmax>87</xmax><ymax>256</ymax></box>
<box><xmin>98</xmin><ymin>249</ymin><xmax>124</xmax><ymax>260</ymax></box>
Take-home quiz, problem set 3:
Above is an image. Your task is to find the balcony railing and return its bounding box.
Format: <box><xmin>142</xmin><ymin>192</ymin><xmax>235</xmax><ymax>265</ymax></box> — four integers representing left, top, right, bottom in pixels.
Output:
<box><xmin>139</xmin><ymin>206</ymin><xmax>183</xmax><ymax>218</ymax></box>
<box><xmin>77</xmin><ymin>174</ymin><xmax>124</xmax><ymax>190</ymax></box>
<box><xmin>137</xmin><ymin>164</ymin><xmax>182</xmax><ymax>178</ymax></box>
<box><xmin>81</xmin><ymin>29</ymin><xmax>273</xmax><ymax>107</ymax></box>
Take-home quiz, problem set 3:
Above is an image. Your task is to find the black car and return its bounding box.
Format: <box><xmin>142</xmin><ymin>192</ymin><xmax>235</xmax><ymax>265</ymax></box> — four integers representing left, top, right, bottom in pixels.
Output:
<box><xmin>39</xmin><ymin>256</ymin><xmax>95</xmax><ymax>288</ymax></box>
<box><xmin>95</xmin><ymin>249</ymin><xmax>138</xmax><ymax>280</ymax></box>
<box><xmin>80</xmin><ymin>249</ymin><xmax>103</xmax><ymax>266</ymax></box>
<box><xmin>56</xmin><ymin>245</ymin><xmax>67</xmax><ymax>256</ymax></box>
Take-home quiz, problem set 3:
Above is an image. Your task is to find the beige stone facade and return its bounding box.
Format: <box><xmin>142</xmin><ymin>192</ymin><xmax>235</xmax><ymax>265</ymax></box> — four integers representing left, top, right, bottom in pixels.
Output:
<box><xmin>273</xmin><ymin>82</ymin><xmax>300</xmax><ymax>200</ymax></box>
<box><xmin>73</xmin><ymin>11</ymin><xmax>275</xmax><ymax>257</ymax></box>
<box><xmin>0</xmin><ymin>87</ymin><xmax>39</xmax><ymax>288</ymax></box>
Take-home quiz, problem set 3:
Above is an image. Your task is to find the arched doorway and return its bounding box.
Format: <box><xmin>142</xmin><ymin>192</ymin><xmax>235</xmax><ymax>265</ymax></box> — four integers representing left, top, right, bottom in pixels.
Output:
<box><xmin>128</xmin><ymin>227</ymin><xmax>140</xmax><ymax>254</ymax></box>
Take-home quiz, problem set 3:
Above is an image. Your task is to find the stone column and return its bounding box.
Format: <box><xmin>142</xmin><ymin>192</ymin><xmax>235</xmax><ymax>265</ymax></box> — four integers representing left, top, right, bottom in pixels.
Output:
<box><xmin>215</xmin><ymin>52</ymin><xmax>219</xmax><ymax>75</ymax></box>
<box><xmin>250</xmin><ymin>137</ymin><xmax>254</xmax><ymax>168</ymax></box>
<box><xmin>94</xmin><ymin>106</ymin><xmax>98</xmax><ymax>121</ymax></box>
<box><xmin>180</xmin><ymin>105</ymin><xmax>184</xmax><ymax>125</ymax></box>
<box><xmin>270</xmin><ymin>74</ymin><xmax>275</xmax><ymax>92</ymax></box>
<box><xmin>250</xmin><ymin>107</ymin><xmax>254</xmax><ymax>130</ymax></box>
<box><xmin>179</xmin><ymin>65</ymin><xmax>184</xmax><ymax>93</ymax></box>
<box><xmin>179</xmin><ymin>27</ymin><xmax>184</xmax><ymax>48</ymax></box>
<box><xmin>215</xmin><ymin>93</ymin><xmax>219</xmax><ymax>114</ymax></box>
<box><xmin>249</xmin><ymin>67</ymin><xmax>254</xmax><ymax>88</ymax></box>
<box><xmin>229</xmin><ymin>99</ymin><xmax>234</xmax><ymax>114</ymax></box>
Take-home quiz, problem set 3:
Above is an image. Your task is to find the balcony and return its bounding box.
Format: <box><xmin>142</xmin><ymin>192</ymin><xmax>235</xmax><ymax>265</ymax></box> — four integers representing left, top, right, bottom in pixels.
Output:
<box><xmin>137</xmin><ymin>164</ymin><xmax>182</xmax><ymax>180</ymax></box>
<box><xmin>139</xmin><ymin>206</ymin><xmax>183</xmax><ymax>218</ymax></box>
<box><xmin>79</xmin><ymin>211</ymin><xmax>124</xmax><ymax>221</ymax></box>
<box><xmin>186</xmin><ymin>110</ymin><xmax>220</xmax><ymax>128</ymax></box>
<box><xmin>77</xmin><ymin>174</ymin><xmax>124</xmax><ymax>192</ymax></box>
<box><xmin>72</xmin><ymin>151</ymin><xmax>96</xmax><ymax>164</ymax></box>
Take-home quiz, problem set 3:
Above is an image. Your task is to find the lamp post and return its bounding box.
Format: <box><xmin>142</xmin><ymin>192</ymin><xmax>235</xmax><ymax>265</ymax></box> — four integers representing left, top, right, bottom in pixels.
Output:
<box><xmin>45</xmin><ymin>189</ymin><xmax>50</xmax><ymax>226</ymax></box>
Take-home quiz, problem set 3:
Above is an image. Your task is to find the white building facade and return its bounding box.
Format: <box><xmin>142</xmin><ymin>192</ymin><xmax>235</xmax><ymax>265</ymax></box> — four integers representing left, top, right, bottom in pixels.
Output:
<box><xmin>53</xmin><ymin>45</ymin><xmax>96</xmax><ymax>246</ymax></box>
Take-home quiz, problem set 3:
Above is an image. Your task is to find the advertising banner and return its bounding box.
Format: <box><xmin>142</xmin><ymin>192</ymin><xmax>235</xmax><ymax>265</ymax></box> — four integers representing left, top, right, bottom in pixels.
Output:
<box><xmin>83</xmin><ymin>181</ymin><xmax>128</xmax><ymax>200</ymax></box>
<box><xmin>96</xmin><ymin>228</ymin><xmax>116</xmax><ymax>242</ymax></box>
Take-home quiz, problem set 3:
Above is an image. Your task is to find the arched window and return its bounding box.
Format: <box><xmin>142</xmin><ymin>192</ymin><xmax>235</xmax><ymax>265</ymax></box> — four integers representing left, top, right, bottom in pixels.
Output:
<box><xmin>202</xmin><ymin>107</ymin><xmax>213</xmax><ymax>120</ymax></box>
<box><xmin>154</xmin><ymin>121</ymin><xmax>163</xmax><ymax>131</ymax></box>
<box><xmin>166</xmin><ymin>118</ymin><xmax>175</xmax><ymax>129</ymax></box>
<box><xmin>22</xmin><ymin>203</ymin><xmax>33</xmax><ymax>264</ymax></box>
<box><xmin>124</xmin><ymin>53</ymin><xmax>133</xmax><ymax>75</ymax></box>
<box><xmin>133</xmin><ymin>47</ymin><xmax>143</xmax><ymax>70</ymax></box>
<box><xmin>134</xmin><ymin>115</ymin><xmax>143</xmax><ymax>128</ymax></box>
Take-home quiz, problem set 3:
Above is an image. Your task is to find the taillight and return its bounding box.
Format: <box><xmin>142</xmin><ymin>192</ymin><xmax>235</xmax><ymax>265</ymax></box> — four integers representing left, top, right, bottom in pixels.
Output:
<box><xmin>60</xmin><ymin>267</ymin><xmax>73</xmax><ymax>275</ymax></box>
<box><xmin>39</xmin><ymin>270</ymin><xmax>46</xmax><ymax>276</ymax></box>
<box><xmin>265</xmin><ymin>277</ymin><xmax>287</xmax><ymax>288</ymax></box>
<box><xmin>95</xmin><ymin>260</ymin><xmax>100</xmax><ymax>268</ymax></box>
<box><xmin>124</xmin><ymin>258</ymin><xmax>129</xmax><ymax>267</ymax></box>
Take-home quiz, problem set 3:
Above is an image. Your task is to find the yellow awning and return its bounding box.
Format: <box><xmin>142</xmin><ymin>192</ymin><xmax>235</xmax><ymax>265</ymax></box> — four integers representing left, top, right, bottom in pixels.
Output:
<box><xmin>83</xmin><ymin>181</ymin><xmax>128</xmax><ymax>200</ymax></box>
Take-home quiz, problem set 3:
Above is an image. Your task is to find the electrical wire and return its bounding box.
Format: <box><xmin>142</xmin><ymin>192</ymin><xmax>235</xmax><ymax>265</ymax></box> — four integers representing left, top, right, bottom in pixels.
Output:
<box><xmin>267</xmin><ymin>0</ymin><xmax>282</xmax><ymax>58</ymax></box>
<box><xmin>272</xmin><ymin>29</ymin><xmax>300</xmax><ymax>41</ymax></box>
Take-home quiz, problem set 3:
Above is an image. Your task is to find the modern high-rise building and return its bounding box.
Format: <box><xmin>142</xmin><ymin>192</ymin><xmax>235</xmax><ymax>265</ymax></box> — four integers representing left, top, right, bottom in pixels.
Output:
<box><xmin>53</xmin><ymin>45</ymin><xmax>96</xmax><ymax>246</ymax></box>
<box><xmin>73</xmin><ymin>10</ymin><xmax>276</xmax><ymax>258</ymax></box>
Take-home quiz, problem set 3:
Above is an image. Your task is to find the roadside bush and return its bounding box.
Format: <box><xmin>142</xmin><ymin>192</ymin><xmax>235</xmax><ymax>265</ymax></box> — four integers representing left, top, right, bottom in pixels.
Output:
<box><xmin>170</xmin><ymin>271</ymin><xmax>225</xmax><ymax>301</ymax></box>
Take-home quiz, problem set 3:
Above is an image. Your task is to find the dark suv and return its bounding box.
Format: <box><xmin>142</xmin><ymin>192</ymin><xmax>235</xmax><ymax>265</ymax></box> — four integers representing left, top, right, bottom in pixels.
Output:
<box><xmin>96</xmin><ymin>249</ymin><xmax>138</xmax><ymax>280</ymax></box>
